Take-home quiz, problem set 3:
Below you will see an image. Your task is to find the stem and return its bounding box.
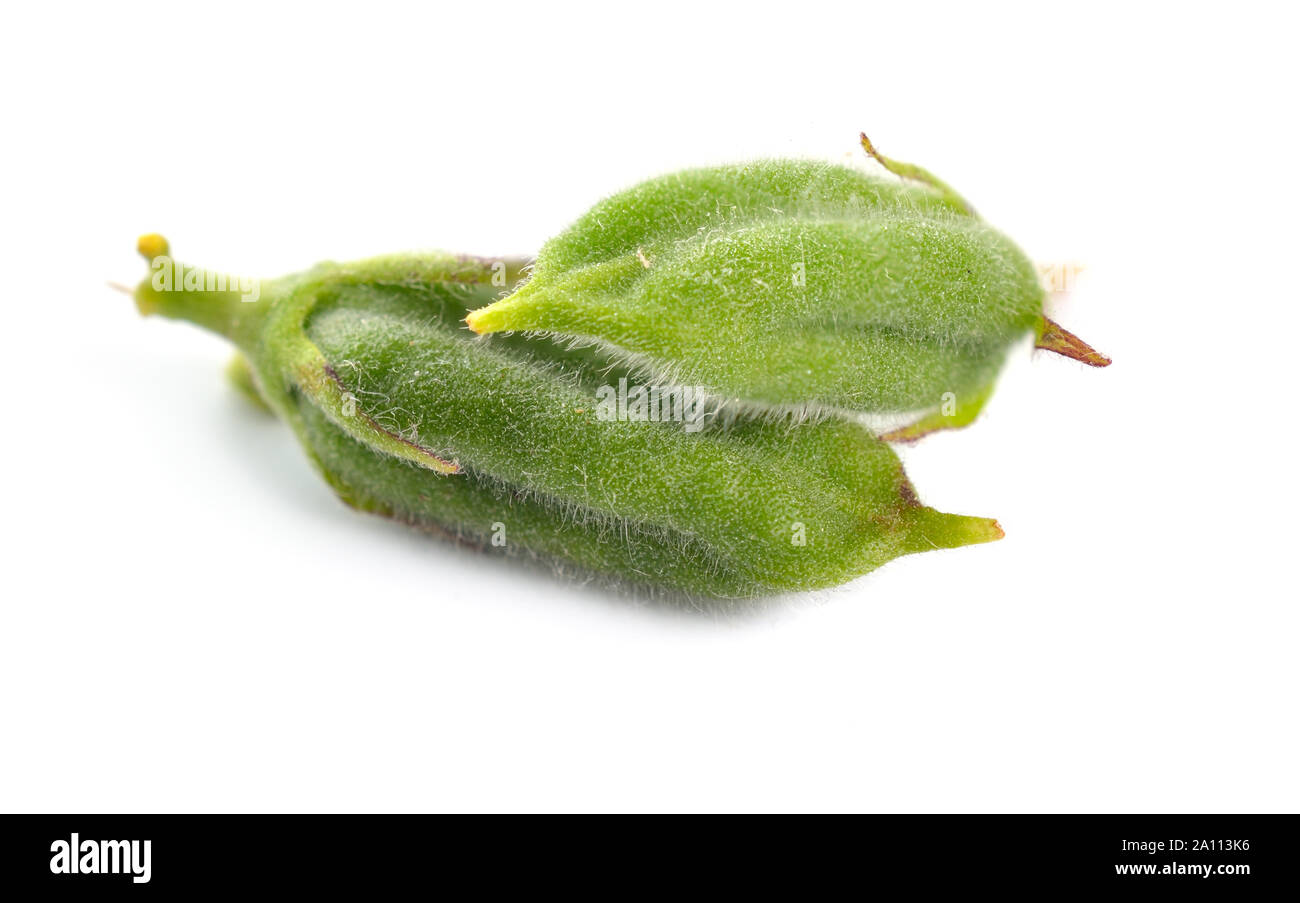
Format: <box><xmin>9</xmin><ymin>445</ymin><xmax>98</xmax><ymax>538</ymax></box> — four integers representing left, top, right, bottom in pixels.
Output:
<box><xmin>132</xmin><ymin>234</ymin><xmax>269</xmax><ymax>350</ymax></box>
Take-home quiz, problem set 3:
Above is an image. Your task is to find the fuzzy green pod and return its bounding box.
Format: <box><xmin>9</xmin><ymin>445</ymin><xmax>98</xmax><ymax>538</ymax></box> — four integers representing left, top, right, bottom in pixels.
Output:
<box><xmin>466</xmin><ymin>136</ymin><xmax>1108</xmax><ymax>439</ymax></box>
<box><xmin>128</xmin><ymin>236</ymin><xmax>1001</xmax><ymax>597</ymax></box>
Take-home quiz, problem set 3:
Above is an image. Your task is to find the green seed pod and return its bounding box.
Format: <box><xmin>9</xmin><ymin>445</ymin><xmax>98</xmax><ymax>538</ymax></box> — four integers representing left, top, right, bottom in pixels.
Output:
<box><xmin>129</xmin><ymin>235</ymin><xmax>1002</xmax><ymax>597</ymax></box>
<box><xmin>466</xmin><ymin>135</ymin><xmax>1108</xmax><ymax>439</ymax></box>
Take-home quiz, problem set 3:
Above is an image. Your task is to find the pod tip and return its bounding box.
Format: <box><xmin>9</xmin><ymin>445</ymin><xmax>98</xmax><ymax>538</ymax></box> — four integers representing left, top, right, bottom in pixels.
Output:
<box><xmin>946</xmin><ymin>515</ymin><xmax>1005</xmax><ymax>546</ymax></box>
<box><xmin>1036</xmin><ymin>317</ymin><xmax>1111</xmax><ymax>367</ymax></box>
<box><xmin>464</xmin><ymin>304</ymin><xmax>506</xmax><ymax>335</ymax></box>
<box><xmin>901</xmin><ymin>508</ymin><xmax>1005</xmax><ymax>556</ymax></box>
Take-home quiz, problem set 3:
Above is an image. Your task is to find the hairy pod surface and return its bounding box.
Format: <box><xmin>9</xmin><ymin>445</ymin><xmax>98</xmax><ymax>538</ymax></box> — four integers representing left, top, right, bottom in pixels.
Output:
<box><xmin>467</xmin><ymin>153</ymin><xmax>1108</xmax><ymax>435</ymax></box>
<box><xmin>130</xmin><ymin>238</ymin><xmax>1002</xmax><ymax>598</ymax></box>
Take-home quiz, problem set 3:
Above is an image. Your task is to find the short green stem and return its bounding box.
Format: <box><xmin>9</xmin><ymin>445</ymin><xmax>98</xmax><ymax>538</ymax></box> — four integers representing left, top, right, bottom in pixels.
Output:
<box><xmin>133</xmin><ymin>234</ymin><xmax>269</xmax><ymax>349</ymax></box>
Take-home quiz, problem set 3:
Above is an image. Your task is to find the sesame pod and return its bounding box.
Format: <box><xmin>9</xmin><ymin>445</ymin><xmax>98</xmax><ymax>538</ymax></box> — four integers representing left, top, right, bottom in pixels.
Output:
<box><xmin>466</xmin><ymin>138</ymin><xmax>1108</xmax><ymax>437</ymax></box>
<box><xmin>129</xmin><ymin>237</ymin><xmax>1001</xmax><ymax>596</ymax></box>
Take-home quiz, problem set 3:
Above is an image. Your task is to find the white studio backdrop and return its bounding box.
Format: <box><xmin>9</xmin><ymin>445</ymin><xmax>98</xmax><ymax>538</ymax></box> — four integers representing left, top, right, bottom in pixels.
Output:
<box><xmin>0</xmin><ymin>2</ymin><xmax>1296</xmax><ymax>812</ymax></box>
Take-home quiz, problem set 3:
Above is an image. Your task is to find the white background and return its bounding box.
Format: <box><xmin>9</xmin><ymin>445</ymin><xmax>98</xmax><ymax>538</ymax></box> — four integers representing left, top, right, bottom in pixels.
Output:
<box><xmin>2</xmin><ymin>2</ymin><xmax>1296</xmax><ymax>813</ymax></box>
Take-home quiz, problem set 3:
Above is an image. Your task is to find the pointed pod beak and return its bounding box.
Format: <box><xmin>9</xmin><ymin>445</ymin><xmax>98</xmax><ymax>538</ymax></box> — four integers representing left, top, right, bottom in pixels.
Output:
<box><xmin>1035</xmin><ymin>317</ymin><xmax>1112</xmax><ymax>367</ymax></box>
